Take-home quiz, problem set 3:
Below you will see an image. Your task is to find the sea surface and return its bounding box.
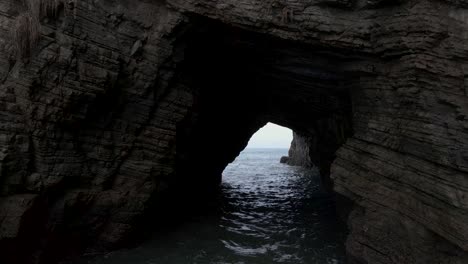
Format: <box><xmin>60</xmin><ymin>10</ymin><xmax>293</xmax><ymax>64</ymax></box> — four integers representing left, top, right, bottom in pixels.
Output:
<box><xmin>80</xmin><ymin>148</ymin><xmax>347</xmax><ymax>264</ymax></box>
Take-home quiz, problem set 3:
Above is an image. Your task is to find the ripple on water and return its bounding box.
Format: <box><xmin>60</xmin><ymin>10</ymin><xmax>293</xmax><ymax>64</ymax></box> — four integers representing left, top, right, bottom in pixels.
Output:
<box><xmin>74</xmin><ymin>148</ymin><xmax>347</xmax><ymax>264</ymax></box>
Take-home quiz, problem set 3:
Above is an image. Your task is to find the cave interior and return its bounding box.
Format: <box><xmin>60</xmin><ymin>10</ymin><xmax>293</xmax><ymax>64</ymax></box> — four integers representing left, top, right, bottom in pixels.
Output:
<box><xmin>174</xmin><ymin>17</ymin><xmax>355</xmax><ymax>197</ymax></box>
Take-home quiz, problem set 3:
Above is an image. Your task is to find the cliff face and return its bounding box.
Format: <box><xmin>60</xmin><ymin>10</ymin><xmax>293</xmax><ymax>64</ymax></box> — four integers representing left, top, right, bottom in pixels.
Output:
<box><xmin>0</xmin><ymin>0</ymin><xmax>467</xmax><ymax>263</ymax></box>
<box><xmin>283</xmin><ymin>132</ymin><xmax>313</xmax><ymax>168</ymax></box>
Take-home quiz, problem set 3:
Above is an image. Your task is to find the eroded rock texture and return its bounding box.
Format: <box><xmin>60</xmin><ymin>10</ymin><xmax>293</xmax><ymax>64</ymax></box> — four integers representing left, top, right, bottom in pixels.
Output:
<box><xmin>282</xmin><ymin>132</ymin><xmax>313</xmax><ymax>167</ymax></box>
<box><xmin>0</xmin><ymin>0</ymin><xmax>467</xmax><ymax>263</ymax></box>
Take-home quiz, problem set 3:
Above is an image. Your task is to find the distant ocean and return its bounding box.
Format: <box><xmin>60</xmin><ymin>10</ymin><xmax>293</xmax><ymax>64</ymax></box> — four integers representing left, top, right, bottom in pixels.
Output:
<box><xmin>77</xmin><ymin>148</ymin><xmax>347</xmax><ymax>264</ymax></box>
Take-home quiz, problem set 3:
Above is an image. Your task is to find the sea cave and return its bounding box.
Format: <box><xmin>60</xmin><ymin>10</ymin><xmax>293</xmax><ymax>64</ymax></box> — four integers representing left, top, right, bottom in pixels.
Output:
<box><xmin>0</xmin><ymin>0</ymin><xmax>467</xmax><ymax>263</ymax></box>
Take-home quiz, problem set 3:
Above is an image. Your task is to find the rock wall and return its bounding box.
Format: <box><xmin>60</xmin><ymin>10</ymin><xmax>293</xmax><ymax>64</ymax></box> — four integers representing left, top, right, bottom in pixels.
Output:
<box><xmin>0</xmin><ymin>0</ymin><xmax>467</xmax><ymax>263</ymax></box>
<box><xmin>283</xmin><ymin>132</ymin><xmax>313</xmax><ymax>167</ymax></box>
<box><xmin>0</xmin><ymin>1</ymin><xmax>190</xmax><ymax>262</ymax></box>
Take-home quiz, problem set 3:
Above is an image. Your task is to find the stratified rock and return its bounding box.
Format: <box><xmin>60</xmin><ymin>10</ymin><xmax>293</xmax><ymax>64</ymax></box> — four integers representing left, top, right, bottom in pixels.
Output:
<box><xmin>0</xmin><ymin>0</ymin><xmax>467</xmax><ymax>263</ymax></box>
<box><xmin>284</xmin><ymin>132</ymin><xmax>312</xmax><ymax>167</ymax></box>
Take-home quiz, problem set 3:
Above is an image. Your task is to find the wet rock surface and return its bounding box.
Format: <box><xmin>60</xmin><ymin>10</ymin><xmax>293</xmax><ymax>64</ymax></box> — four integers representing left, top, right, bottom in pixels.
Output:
<box><xmin>0</xmin><ymin>0</ymin><xmax>467</xmax><ymax>263</ymax></box>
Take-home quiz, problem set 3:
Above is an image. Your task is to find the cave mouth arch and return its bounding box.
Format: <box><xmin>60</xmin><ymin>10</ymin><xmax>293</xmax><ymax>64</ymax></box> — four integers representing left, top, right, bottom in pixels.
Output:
<box><xmin>164</xmin><ymin>21</ymin><xmax>357</xmax><ymax>261</ymax></box>
<box><xmin>174</xmin><ymin>17</ymin><xmax>355</xmax><ymax>198</ymax></box>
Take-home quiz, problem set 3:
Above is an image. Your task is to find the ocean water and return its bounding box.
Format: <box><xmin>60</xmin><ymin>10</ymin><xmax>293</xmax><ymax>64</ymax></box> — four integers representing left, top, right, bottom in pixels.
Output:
<box><xmin>79</xmin><ymin>148</ymin><xmax>347</xmax><ymax>264</ymax></box>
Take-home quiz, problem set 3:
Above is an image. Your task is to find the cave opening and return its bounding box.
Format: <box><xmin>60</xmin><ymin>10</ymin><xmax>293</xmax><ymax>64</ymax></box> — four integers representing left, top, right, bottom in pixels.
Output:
<box><xmin>160</xmin><ymin>17</ymin><xmax>356</xmax><ymax>262</ymax></box>
<box><xmin>62</xmin><ymin>15</ymin><xmax>357</xmax><ymax>264</ymax></box>
<box><xmin>174</xmin><ymin>16</ymin><xmax>355</xmax><ymax>198</ymax></box>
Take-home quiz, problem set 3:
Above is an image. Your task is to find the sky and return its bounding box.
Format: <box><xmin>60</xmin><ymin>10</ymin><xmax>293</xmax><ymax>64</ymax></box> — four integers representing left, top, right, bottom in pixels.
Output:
<box><xmin>246</xmin><ymin>123</ymin><xmax>293</xmax><ymax>148</ymax></box>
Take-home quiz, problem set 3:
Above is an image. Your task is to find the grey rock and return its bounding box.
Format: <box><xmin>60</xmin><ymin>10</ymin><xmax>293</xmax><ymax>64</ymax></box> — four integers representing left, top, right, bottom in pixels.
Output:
<box><xmin>0</xmin><ymin>0</ymin><xmax>466</xmax><ymax>263</ymax></box>
<box><xmin>280</xmin><ymin>156</ymin><xmax>289</xmax><ymax>164</ymax></box>
<box><xmin>283</xmin><ymin>132</ymin><xmax>313</xmax><ymax>167</ymax></box>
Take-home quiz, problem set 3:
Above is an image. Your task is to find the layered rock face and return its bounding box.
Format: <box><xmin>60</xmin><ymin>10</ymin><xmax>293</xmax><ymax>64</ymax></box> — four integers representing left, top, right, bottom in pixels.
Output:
<box><xmin>0</xmin><ymin>0</ymin><xmax>467</xmax><ymax>263</ymax></box>
<box><xmin>282</xmin><ymin>132</ymin><xmax>313</xmax><ymax>167</ymax></box>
